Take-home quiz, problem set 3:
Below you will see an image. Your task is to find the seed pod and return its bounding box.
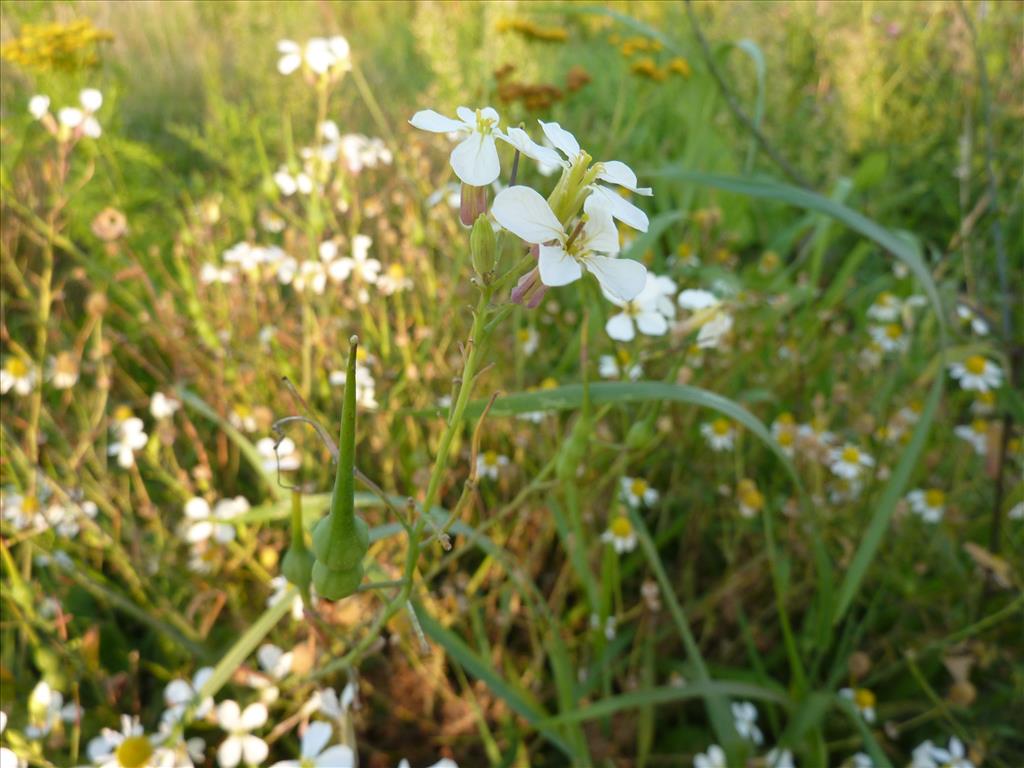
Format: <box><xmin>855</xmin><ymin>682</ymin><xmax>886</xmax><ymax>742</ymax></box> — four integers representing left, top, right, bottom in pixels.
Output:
<box><xmin>470</xmin><ymin>214</ymin><xmax>497</xmax><ymax>281</ymax></box>
<box><xmin>312</xmin><ymin>561</ymin><xmax>364</xmax><ymax>601</ymax></box>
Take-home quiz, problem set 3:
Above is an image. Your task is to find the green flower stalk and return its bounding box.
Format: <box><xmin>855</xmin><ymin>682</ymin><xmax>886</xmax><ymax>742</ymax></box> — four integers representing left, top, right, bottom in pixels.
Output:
<box><xmin>311</xmin><ymin>335</ymin><xmax>369</xmax><ymax>600</ymax></box>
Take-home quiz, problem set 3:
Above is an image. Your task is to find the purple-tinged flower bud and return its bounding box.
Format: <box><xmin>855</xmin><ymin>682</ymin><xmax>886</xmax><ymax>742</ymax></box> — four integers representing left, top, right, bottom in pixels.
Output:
<box><xmin>510</xmin><ymin>266</ymin><xmax>548</xmax><ymax>309</ymax></box>
<box><xmin>460</xmin><ymin>183</ymin><xmax>488</xmax><ymax>227</ymax></box>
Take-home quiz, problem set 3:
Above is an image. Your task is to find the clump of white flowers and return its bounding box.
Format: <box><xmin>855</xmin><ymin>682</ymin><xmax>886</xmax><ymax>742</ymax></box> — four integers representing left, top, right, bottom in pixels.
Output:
<box><xmin>28</xmin><ymin>88</ymin><xmax>103</xmax><ymax>142</ymax></box>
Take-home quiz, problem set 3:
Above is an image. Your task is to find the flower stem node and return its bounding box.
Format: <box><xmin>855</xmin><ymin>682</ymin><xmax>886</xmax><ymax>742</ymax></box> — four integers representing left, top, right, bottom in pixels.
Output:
<box><xmin>470</xmin><ymin>214</ymin><xmax>497</xmax><ymax>283</ymax></box>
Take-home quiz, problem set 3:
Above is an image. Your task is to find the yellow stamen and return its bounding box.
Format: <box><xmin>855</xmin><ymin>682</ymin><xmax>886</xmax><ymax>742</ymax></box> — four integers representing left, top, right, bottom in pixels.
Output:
<box><xmin>630</xmin><ymin>479</ymin><xmax>648</xmax><ymax>497</ymax></box>
<box><xmin>841</xmin><ymin>446</ymin><xmax>861</xmax><ymax>463</ymax></box>
<box><xmin>610</xmin><ymin>516</ymin><xmax>632</xmax><ymax>538</ymax></box>
<box><xmin>964</xmin><ymin>355</ymin><xmax>987</xmax><ymax>375</ymax></box>
<box><xmin>115</xmin><ymin>736</ymin><xmax>154</xmax><ymax>768</ymax></box>
<box><xmin>924</xmin><ymin>489</ymin><xmax>945</xmax><ymax>508</ymax></box>
<box><xmin>853</xmin><ymin>688</ymin><xmax>876</xmax><ymax>710</ymax></box>
<box><xmin>6</xmin><ymin>358</ymin><xmax>28</xmax><ymax>377</ymax></box>
<box><xmin>712</xmin><ymin>418</ymin><xmax>731</xmax><ymax>436</ymax></box>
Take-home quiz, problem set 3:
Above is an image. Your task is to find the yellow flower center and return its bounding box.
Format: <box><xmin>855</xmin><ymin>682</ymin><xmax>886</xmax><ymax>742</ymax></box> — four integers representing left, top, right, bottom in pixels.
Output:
<box><xmin>54</xmin><ymin>352</ymin><xmax>77</xmax><ymax>375</ymax></box>
<box><xmin>630</xmin><ymin>479</ymin><xmax>648</xmax><ymax>497</ymax></box>
<box><xmin>6</xmin><ymin>358</ymin><xmax>28</xmax><ymax>377</ymax></box>
<box><xmin>885</xmin><ymin>324</ymin><xmax>903</xmax><ymax>339</ymax></box>
<box><xmin>853</xmin><ymin>688</ymin><xmax>876</xmax><ymax>710</ymax></box>
<box><xmin>841</xmin><ymin>446</ymin><xmax>861</xmax><ymax>463</ymax></box>
<box><xmin>964</xmin><ymin>355</ymin><xmax>986</xmax><ymax>375</ymax></box>
<box><xmin>356</xmin><ymin>347</ymin><xmax>368</xmax><ymax>362</ymax></box>
<box><xmin>234</xmin><ymin>404</ymin><xmax>251</xmax><ymax>417</ymax></box>
<box><xmin>877</xmin><ymin>292</ymin><xmax>894</xmax><ymax>306</ymax></box>
<box><xmin>540</xmin><ymin>377</ymin><xmax>558</xmax><ymax>390</ymax></box>
<box><xmin>113</xmin><ymin>405</ymin><xmax>133</xmax><ymax>423</ymax></box>
<box><xmin>976</xmin><ymin>391</ymin><xmax>995</xmax><ymax>406</ymax></box>
<box><xmin>22</xmin><ymin>496</ymin><xmax>40</xmax><ymax>513</ymax></box>
<box><xmin>483</xmin><ymin>450</ymin><xmax>498</xmax><ymax>467</ymax></box>
<box><xmin>712</xmin><ymin>418</ymin><xmax>731</xmax><ymax>436</ymax></box>
<box><xmin>738</xmin><ymin>480</ymin><xmax>764</xmax><ymax>510</ymax></box>
<box><xmin>676</xmin><ymin>243</ymin><xmax>693</xmax><ymax>258</ymax></box>
<box><xmin>387</xmin><ymin>263</ymin><xmax>405</xmax><ymax>279</ymax></box>
<box><xmin>970</xmin><ymin>419</ymin><xmax>988</xmax><ymax>435</ymax></box>
<box><xmin>777</xmin><ymin>412</ymin><xmax>795</xmax><ymax>427</ymax></box>
<box><xmin>115</xmin><ymin>736</ymin><xmax>154</xmax><ymax>768</ymax></box>
<box><xmin>610</xmin><ymin>516</ymin><xmax>632</xmax><ymax>538</ymax></box>
<box><xmin>777</xmin><ymin>430</ymin><xmax>794</xmax><ymax>446</ymax></box>
<box><xmin>516</xmin><ymin>329</ymin><xmax>531</xmax><ymax>342</ymax></box>
<box><xmin>924</xmin><ymin>489</ymin><xmax>945</xmax><ymax>508</ymax></box>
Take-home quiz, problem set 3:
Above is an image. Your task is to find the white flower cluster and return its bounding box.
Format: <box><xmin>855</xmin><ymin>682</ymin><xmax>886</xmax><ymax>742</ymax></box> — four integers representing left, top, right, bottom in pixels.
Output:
<box><xmin>277</xmin><ymin>36</ymin><xmax>351</xmax><ymax>79</ymax></box>
<box><xmin>28</xmin><ymin>88</ymin><xmax>103</xmax><ymax>141</ymax></box>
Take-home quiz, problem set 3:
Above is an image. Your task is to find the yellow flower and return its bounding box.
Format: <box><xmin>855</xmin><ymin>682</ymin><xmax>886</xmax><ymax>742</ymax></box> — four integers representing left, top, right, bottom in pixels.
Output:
<box><xmin>667</xmin><ymin>57</ymin><xmax>692</xmax><ymax>78</ymax></box>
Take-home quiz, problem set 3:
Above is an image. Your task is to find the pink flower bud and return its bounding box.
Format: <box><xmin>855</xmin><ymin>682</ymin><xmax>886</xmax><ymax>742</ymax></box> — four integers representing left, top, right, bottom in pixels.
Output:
<box><xmin>460</xmin><ymin>183</ymin><xmax>488</xmax><ymax>227</ymax></box>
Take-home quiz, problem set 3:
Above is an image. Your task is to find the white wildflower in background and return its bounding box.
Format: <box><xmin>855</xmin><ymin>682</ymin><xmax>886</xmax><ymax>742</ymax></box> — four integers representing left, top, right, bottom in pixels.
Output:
<box><xmin>258</xmin><ymin>437</ymin><xmax>301</xmax><ymax>472</ymax></box>
<box><xmin>277</xmin><ymin>36</ymin><xmax>351</xmax><ymax>78</ymax></box>
<box><xmin>163</xmin><ymin>667</ymin><xmax>215</xmax><ymax>725</ymax></box>
<box><xmin>329</xmin><ymin>362</ymin><xmax>378</xmax><ymax>410</ymax></box>
<box><xmin>849</xmin><ymin>753</ymin><xmax>874</xmax><ymax>768</ymax></box>
<box><xmin>948</xmin><ymin>355</ymin><xmax>1002</xmax><ymax>392</ymax></box>
<box><xmin>771</xmin><ymin>413</ymin><xmax>797</xmax><ymax>458</ymax></box>
<box><xmin>182</xmin><ymin>497</ymin><xmax>245</xmax><ymax>545</ymax></box>
<box><xmin>1008</xmin><ymin>501</ymin><xmax>1024</xmax><ymax>521</ymax></box>
<box><xmin>1</xmin><ymin>358</ymin><xmax>36</xmax><ymax>396</ymax></box>
<box><xmin>603</xmin><ymin>273</ymin><xmax>673</xmax><ymax>341</ymax></box>
<box><xmin>736</xmin><ymin>479</ymin><xmax>765</xmax><ymax>519</ymax></box>
<box><xmin>517</xmin><ymin>327</ymin><xmax>539</xmax><ymax>355</ymax></box>
<box><xmin>215</xmin><ymin>701</ymin><xmax>268</xmax><ymax>768</ymax></box>
<box><xmin>409</xmin><ymin>106</ymin><xmax>504</xmax><ymax>187</ymax></box>
<box><xmin>273</xmin><ymin>166</ymin><xmax>314</xmax><ymax>197</ymax></box>
<box><xmin>310</xmin><ymin>683</ymin><xmax>357</xmax><ymax>727</ymax></box>
<box><xmin>1</xmin><ymin>711</ymin><xmax>25</xmax><ymax>768</ymax></box>
<box><xmin>765</xmin><ymin>748</ymin><xmax>795</xmax><ymax>768</ymax></box>
<box><xmin>839</xmin><ymin>687</ymin><xmax>877</xmax><ymax>723</ymax></box>
<box><xmin>866</xmin><ymin>292</ymin><xmax>902</xmax><ymax>323</ymax></box>
<box><xmin>326</xmin><ymin>234</ymin><xmax>381</xmax><ymax>286</ymax></box>
<box><xmin>200</xmin><ymin>263</ymin><xmax>236</xmax><ymax>285</ymax></box>
<box><xmin>492</xmin><ymin>187</ymin><xmax>646</xmax><ymax>301</ymax></box>
<box><xmin>730</xmin><ymin>701</ymin><xmax>763</xmax><ymax>745</ymax></box>
<box><xmin>601</xmin><ymin>515</ymin><xmax>637</xmax><ymax>554</ymax></box>
<box><xmin>953</xmin><ymin>420</ymin><xmax>988</xmax><ymax>457</ymax></box>
<box><xmin>476</xmin><ymin>450</ymin><xmax>509</xmax><ymax>480</ymax></box>
<box><xmin>2</xmin><ymin>491</ymin><xmax>46</xmax><ymax>532</ymax></box>
<box><xmin>906</xmin><ymin>489</ymin><xmax>946</xmax><ymax>523</ymax></box>
<box><xmin>48</xmin><ymin>352</ymin><xmax>79</xmax><ymax>390</ymax></box>
<box><xmin>25</xmin><ymin>682</ymin><xmax>67</xmax><ymax>739</ymax></box>
<box><xmin>28</xmin><ymin>94</ymin><xmax>50</xmax><ymax>120</ymax></box>
<box><xmin>150</xmin><ymin>392</ymin><xmax>181</xmax><ymax>420</ymax></box>
<box><xmin>230</xmin><ymin>405</ymin><xmax>259</xmax><ymax>433</ymax></box>
<box><xmin>956</xmin><ymin>305</ymin><xmax>989</xmax><ymax>336</ymax></box>
<box><xmin>868</xmin><ymin>323</ymin><xmax>909</xmax><ymax>353</ymax></box>
<box><xmin>109</xmin><ymin>413</ymin><xmax>148</xmax><ymax>469</ymax></box>
<box><xmin>620</xmin><ymin>476</ymin><xmax>658</xmax><ymax>509</ymax></box>
<box><xmin>268</xmin><ymin>576</ymin><xmax>307</xmax><ymax>621</ymax></box>
<box><xmin>599</xmin><ymin>354</ymin><xmax>643</xmax><ymax>381</ymax></box>
<box><xmin>701</xmin><ymin>418</ymin><xmax>735</xmax><ymax>452</ymax></box>
<box><xmin>677</xmin><ymin>289</ymin><xmax>719</xmax><ymax>311</ymax></box>
<box><xmin>915</xmin><ymin>737</ymin><xmax>974</xmax><ymax>768</ymax></box>
<box><xmin>80</xmin><ymin>88</ymin><xmax>103</xmax><ymax>113</ymax></box>
<box><xmin>693</xmin><ymin>744</ymin><xmax>726</xmax><ymax>768</ymax></box>
<box><xmin>397</xmin><ymin>760</ymin><xmax>460</xmax><ymax>768</ymax></box>
<box><xmin>828</xmin><ymin>445</ymin><xmax>874</xmax><ymax>480</ymax></box>
<box><xmin>86</xmin><ymin>715</ymin><xmax>155</xmax><ymax>768</ymax></box>
<box><xmin>268</xmin><ymin>721</ymin><xmax>352</xmax><ymax>768</ymax></box>
<box><xmin>377</xmin><ymin>263</ymin><xmax>413</xmax><ymax>295</ymax></box>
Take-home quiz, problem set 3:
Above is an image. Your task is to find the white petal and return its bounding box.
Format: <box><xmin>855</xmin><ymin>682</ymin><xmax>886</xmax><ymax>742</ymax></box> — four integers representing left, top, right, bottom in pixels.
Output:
<box><xmin>277</xmin><ymin>53</ymin><xmax>302</xmax><ymax>76</ymax></box>
<box><xmin>605</xmin><ymin>313</ymin><xmax>636</xmax><ymax>342</ymax></box>
<box><xmin>409</xmin><ymin>110</ymin><xmax>465</xmax><ymax>134</ymax></box>
<box><xmin>301</xmin><ymin>722</ymin><xmax>332</xmax><ymax>760</ymax></box>
<box><xmin>635</xmin><ymin>311</ymin><xmax>668</xmax><ymax>336</ymax></box>
<box><xmin>80</xmin><ymin>88</ymin><xmax>103</xmax><ymax>112</ymax></box>
<box><xmin>538</xmin><ymin>245</ymin><xmax>582</xmax><ymax>287</ymax></box>
<box><xmin>590</xmin><ymin>185</ymin><xmax>649</xmax><ymax>232</ymax></box>
<box><xmin>598</xmin><ymin>160</ymin><xmax>652</xmax><ymax>195</ymax></box>
<box><xmin>218</xmin><ymin>737</ymin><xmax>242</xmax><ymax>768</ymax></box>
<box><xmin>186</xmin><ymin>521</ymin><xmax>214</xmax><ymax>543</ymax></box>
<box><xmin>678</xmin><ymin>289</ymin><xmax>719</xmax><ymax>310</ymax></box>
<box><xmin>240</xmin><ymin>735</ymin><xmax>268</xmax><ymax>766</ymax></box>
<box><xmin>184</xmin><ymin>497</ymin><xmax>211</xmax><ymax>519</ymax></box>
<box><xmin>581</xmin><ymin>195</ymin><xmax>621</xmax><ymax>254</ymax></box>
<box><xmin>449</xmin><ymin>132</ymin><xmax>500</xmax><ymax>186</ymax></box>
<box><xmin>499</xmin><ymin>127</ymin><xmax>564</xmax><ymax>168</ymax></box>
<box><xmin>315</xmin><ymin>746</ymin><xmax>354</xmax><ymax>768</ymax></box>
<box><xmin>586</xmin><ymin>256</ymin><xmax>647</xmax><ymax>302</ymax></box>
<box><xmin>164</xmin><ymin>679</ymin><xmax>193</xmax><ymax>707</ymax></box>
<box><xmin>277</xmin><ymin>40</ymin><xmax>300</xmax><ymax>54</ymax></box>
<box><xmin>539</xmin><ymin>120</ymin><xmax>580</xmax><ymax>159</ymax></box>
<box><xmin>240</xmin><ymin>702</ymin><xmax>268</xmax><ymax>730</ymax></box>
<box><xmin>216</xmin><ymin>700</ymin><xmax>241</xmax><ymax>730</ymax></box>
<box><xmin>491</xmin><ymin>186</ymin><xmax>564</xmax><ymax>244</ymax></box>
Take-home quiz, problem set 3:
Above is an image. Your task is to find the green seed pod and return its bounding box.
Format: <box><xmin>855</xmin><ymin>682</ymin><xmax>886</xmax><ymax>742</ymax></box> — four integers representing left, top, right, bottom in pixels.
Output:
<box><xmin>312</xmin><ymin>561</ymin><xmax>364</xmax><ymax>601</ymax></box>
<box><xmin>281</xmin><ymin>545</ymin><xmax>315</xmax><ymax>591</ymax></box>
<box><xmin>470</xmin><ymin>213</ymin><xmax>497</xmax><ymax>281</ymax></box>
<box><xmin>625</xmin><ymin>419</ymin><xmax>656</xmax><ymax>451</ymax></box>
<box><xmin>311</xmin><ymin>513</ymin><xmax>369</xmax><ymax>572</ymax></box>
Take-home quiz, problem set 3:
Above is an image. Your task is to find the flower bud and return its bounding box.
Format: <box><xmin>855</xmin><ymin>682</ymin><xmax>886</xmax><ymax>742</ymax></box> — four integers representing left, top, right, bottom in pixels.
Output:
<box><xmin>460</xmin><ymin>183</ymin><xmax>488</xmax><ymax>227</ymax></box>
<box><xmin>470</xmin><ymin>214</ymin><xmax>497</xmax><ymax>281</ymax></box>
<box><xmin>510</xmin><ymin>266</ymin><xmax>548</xmax><ymax>309</ymax></box>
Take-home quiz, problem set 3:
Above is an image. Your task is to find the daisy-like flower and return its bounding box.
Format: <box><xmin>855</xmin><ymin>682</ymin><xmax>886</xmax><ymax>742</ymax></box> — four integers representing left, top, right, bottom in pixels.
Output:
<box><xmin>603</xmin><ymin>273</ymin><xmax>673</xmax><ymax>341</ymax></box>
<box><xmin>230</xmin><ymin>405</ymin><xmax>259</xmax><ymax>433</ymax></box>
<box><xmin>730</xmin><ymin>701</ymin><xmax>763</xmax><ymax>745</ymax></box>
<box><xmin>701</xmin><ymin>418</ymin><xmax>735</xmax><ymax>452</ymax></box>
<box><xmin>258</xmin><ymin>437</ymin><xmax>301</xmax><ymax>472</ymax></box>
<box><xmin>868</xmin><ymin>323</ymin><xmax>909</xmax><ymax>353</ymax></box>
<box><xmin>839</xmin><ymin>687</ymin><xmax>877</xmax><ymax>723</ymax></box>
<box><xmin>504</xmin><ymin>120</ymin><xmax>653</xmax><ymax>231</ymax></box>
<box><xmin>150</xmin><ymin>392</ymin><xmax>181</xmax><ymax>420</ymax></box>
<box><xmin>953</xmin><ymin>420</ymin><xmax>989</xmax><ymax>456</ymax></box>
<box><xmin>922</xmin><ymin>737</ymin><xmax>974</xmax><ymax>768</ymax></box>
<box><xmin>1</xmin><ymin>491</ymin><xmax>46</xmax><ymax>532</ymax></box>
<box><xmin>269</xmin><ymin>721</ymin><xmax>352</xmax><ymax>768</ymax></box>
<box><xmin>277</xmin><ymin>36</ymin><xmax>351</xmax><ymax>78</ymax></box>
<box><xmin>377</xmin><ymin>263</ymin><xmax>413</xmax><ymax>295</ymax></box>
<box><xmin>620</xmin><ymin>476</ymin><xmax>659</xmax><ymax>508</ymax></box>
<box><xmin>828</xmin><ymin>445</ymin><xmax>874</xmax><ymax>480</ymax></box>
<box><xmin>771</xmin><ymin>413</ymin><xmax>797</xmax><ymax>458</ymax></box>
<box><xmin>956</xmin><ymin>304</ymin><xmax>989</xmax><ymax>336</ymax></box>
<box><xmin>765</xmin><ymin>748</ymin><xmax>795</xmax><ymax>768</ymax></box>
<box><xmin>409</xmin><ymin>106</ymin><xmax>504</xmax><ymax>187</ymax></box>
<box><xmin>970</xmin><ymin>390</ymin><xmax>996</xmax><ymax>416</ymax></box>
<box><xmin>163</xmin><ymin>667</ymin><xmax>215</xmax><ymax>725</ymax></box>
<box><xmin>326</xmin><ymin>234</ymin><xmax>380</xmax><ymax>285</ymax></box>
<box><xmin>948</xmin><ymin>355</ymin><xmax>1002</xmax><ymax>392</ymax></box>
<box><xmin>25</xmin><ymin>682</ymin><xmax>68</xmax><ymax>740</ymax></box>
<box><xmin>87</xmin><ymin>716</ymin><xmax>157</xmax><ymax>768</ymax></box>
<box><xmin>109</xmin><ymin>414</ymin><xmax>148</xmax><ymax>469</ymax></box>
<box><xmin>1</xmin><ymin>358</ymin><xmax>36</xmax><ymax>396</ymax></box>
<box><xmin>737</xmin><ymin>479</ymin><xmax>765</xmax><ymax>519</ymax></box>
<box><xmin>329</xmin><ymin>362</ymin><xmax>378</xmax><ymax>410</ymax></box>
<box><xmin>866</xmin><ymin>292</ymin><xmax>902</xmax><ymax>323</ymax></box>
<box><xmin>48</xmin><ymin>351</ymin><xmax>79</xmax><ymax>390</ymax></box>
<box><xmin>598</xmin><ymin>353</ymin><xmax>643</xmax><ymax>381</ymax></box>
<box><xmin>215</xmin><ymin>701</ymin><xmax>269</xmax><ymax>768</ymax></box>
<box><xmin>693</xmin><ymin>744</ymin><xmax>726</xmax><ymax>768</ymax></box>
<box><xmin>476</xmin><ymin>450</ymin><xmax>509</xmax><ymax>480</ymax></box>
<box><xmin>491</xmin><ymin>187</ymin><xmax>646</xmax><ymax>301</ymax></box>
<box><xmin>517</xmin><ymin>327</ymin><xmax>539</xmax><ymax>355</ymax></box>
<box><xmin>906</xmin><ymin>489</ymin><xmax>946</xmax><ymax>523</ymax></box>
<box><xmin>601</xmin><ymin>515</ymin><xmax>637</xmax><ymax>554</ymax></box>
<box><xmin>182</xmin><ymin>497</ymin><xmax>246</xmax><ymax>545</ymax></box>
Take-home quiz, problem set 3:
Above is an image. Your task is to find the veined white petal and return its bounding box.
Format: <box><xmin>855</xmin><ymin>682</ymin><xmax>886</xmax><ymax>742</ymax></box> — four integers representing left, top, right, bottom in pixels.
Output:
<box><xmin>635</xmin><ymin>311</ymin><xmax>668</xmax><ymax>336</ymax></box>
<box><xmin>478</xmin><ymin>106</ymin><xmax>500</xmax><ymax>125</ymax></box>
<box><xmin>449</xmin><ymin>131</ymin><xmax>500</xmax><ymax>186</ymax></box>
<box><xmin>598</xmin><ymin>160</ymin><xmax>652</xmax><ymax>195</ymax></box>
<box><xmin>586</xmin><ymin>255</ymin><xmax>647</xmax><ymax>302</ymax></box>
<box><xmin>492</xmin><ymin>186</ymin><xmax>564</xmax><ymax>244</ymax></box>
<box><xmin>409</xmin><ymin>109</ymin><xmax>466</xmax><ymax>134</ymax></box>
<box><xmin>590</xmin><ymin>185</ymin><xmax>649</xmax><ymax>232</ymax></box>
<box><xmin>539</xmin><ymin>120</ymin><xmax>581</xmax><ymax>160</ymax></box>
<box><xmin>455</xmin><ymin>105</ymin><xmax>476</xmax><ymax>125</ymax></box>
<box><xmin>301</xmin><ymin>721</ymin><xmax>332</xmax><ymax>760</ymax></box>
<box><xmin>499</xmin><ymin>127</ymin><xmax>565</xmax><ymax>169</ymax></box>
<box><xmin>538</xmin><ymin>244</ymin><xmax>582</xmax><ymax>286</ymax></box>
<box><xmin>582</xmin><ymin>194</ymin><xmax>621</xmax><ymax>254</ymax></box>
<box><xmin>605</xmin><ymin>313</ymin><xmax>636</xmax><ymax>341</ymax></box>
